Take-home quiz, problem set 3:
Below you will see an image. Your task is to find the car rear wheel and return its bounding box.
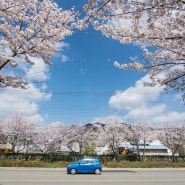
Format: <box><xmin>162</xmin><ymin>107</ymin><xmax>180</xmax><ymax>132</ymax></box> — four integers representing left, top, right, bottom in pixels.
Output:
<box><xmin>94</xmin><ymin>168</ymin><xmax>101</xmax><ymax>175</ymax></box>
<box><xmin>70</xmin><ymin>168</ymin><xmax>76</xmax><ymax>175</ymax></box>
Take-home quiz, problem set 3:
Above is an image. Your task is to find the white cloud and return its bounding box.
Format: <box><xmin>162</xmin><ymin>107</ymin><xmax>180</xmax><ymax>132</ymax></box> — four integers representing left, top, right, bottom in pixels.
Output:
<box><xmin>0</xmin><ymin>41</ymin><xmax>72</xmax><ymax>125</ymax></box>
<box><xmin>120</xmin><ymin>95</ymin><xmax>185</xmax><ymax>126</ymax></box>
<box><xmin>26</xmin><ymin>114</ymin><xmax>45</xmax><ymax>124</ymax></box>
<box><xmin>92</xmin><ymin>104</ymin><xmax>185</xmax><ymax>127</ymax></box>
<box><xmin>124</xmin><ymin>104</ymin><xmax>166</xmax><ymax>120</ymax></box>
<box><xmin>0</xmin><ymin>57</ymin><xmax>52</xmax><ymax>124</ymax></box>
<box><xmin>148</xmin><ymin>111</ymin><xmax>185</xmax><ymax>125</ymax></box>
<box><xmin>0</xmin><ymin>84</ymin><xmax>51</xmax><ymax>118</ymax></box>
<box><xmin>59</xmin><ymin>41</ymin><xmax>70</xmax><ymax>63</ymax></box>
<box><xmin>109</xmin><ymin>75</ymin><xmax>163</xmax><ymax>110</ymax></box>
<box><xmin>91</xmin><ymin>74</ymin><xmax>185</xmax><ymax>126</ymax></box>
<box><xmin>24</xmin><ymin>57</ymin><xmax>50</xmax><ymax>81</ymax></box>
<box><xmin>92</xmin><ymin>115</ymin><xmax>123</xmax><ymax>124</ymax></box>
<box><xmin>60</xmin><ymin>42</ymin><xmax>70</xmax><ymax>49</ymax></box>
<box><xmin>61</xmin><ymin>54</ymin><xmax>69</xmax><ymax>62</ymax></box>
<box><xmin>0</xmin><ymin>91</ymin><xmax>38</xmax><ymax>116</ymax></box>
<box><xmin>80</xmin><ymin>68</ymin><xmax>85</xmax><ymax>76</ymax></box>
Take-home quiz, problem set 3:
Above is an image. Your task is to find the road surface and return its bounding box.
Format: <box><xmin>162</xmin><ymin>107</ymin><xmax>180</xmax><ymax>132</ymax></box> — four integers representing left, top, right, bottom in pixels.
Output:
<box><xmin>0</xmin><ymin>167</ymin><xmax>185</xmax><ymax>185</ymax></box>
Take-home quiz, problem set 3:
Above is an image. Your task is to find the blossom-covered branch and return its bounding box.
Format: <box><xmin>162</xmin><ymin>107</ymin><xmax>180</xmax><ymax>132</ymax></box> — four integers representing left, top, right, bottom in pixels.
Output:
<box><xmin>83</xmin><ymin>0</ymin><xmax>185</xmax><ymax>92</ymax></box>
<box><xmin>0</xmin><ymin>0</ymin><xmax>75</xmax><ymax>88</ymax></box>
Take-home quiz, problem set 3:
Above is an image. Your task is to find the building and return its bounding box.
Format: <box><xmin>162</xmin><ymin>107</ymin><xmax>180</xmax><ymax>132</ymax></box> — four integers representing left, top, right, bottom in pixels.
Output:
<box><xmin>0</xmin><ymin>133</ymin><xmax>13</xmax><ymax>153</ymax></box>
<box><xmin>119</xmin><ymin>140</ymin><xmax>172</xmax><ymax>156</ymax></box>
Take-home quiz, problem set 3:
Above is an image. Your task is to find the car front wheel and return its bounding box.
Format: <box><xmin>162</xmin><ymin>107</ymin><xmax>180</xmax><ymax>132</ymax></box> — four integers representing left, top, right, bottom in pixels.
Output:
<box><xmin>70</xmin><ymin>168</ymin><xmax>76</xmax><ymax>175</ymax></box>
<box><xmin>94</xmin><ymin>168</ymin><xmax>101</xmax><ymax>175</ymax></box>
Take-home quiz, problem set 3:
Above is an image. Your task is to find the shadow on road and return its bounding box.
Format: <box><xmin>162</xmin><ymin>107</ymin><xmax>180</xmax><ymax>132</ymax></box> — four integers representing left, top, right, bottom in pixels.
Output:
<box><xmin>103</xmin><ymin>169</ymin><xmax>136</xmax><ymax>173</ymax></box>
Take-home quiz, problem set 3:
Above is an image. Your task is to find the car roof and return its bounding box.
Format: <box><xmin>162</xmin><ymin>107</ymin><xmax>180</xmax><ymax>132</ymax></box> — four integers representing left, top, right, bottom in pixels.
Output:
<box><xmin>81</xmin><ymin>158</ymin><xmax>99</xmax><ymax>161</ymax></box>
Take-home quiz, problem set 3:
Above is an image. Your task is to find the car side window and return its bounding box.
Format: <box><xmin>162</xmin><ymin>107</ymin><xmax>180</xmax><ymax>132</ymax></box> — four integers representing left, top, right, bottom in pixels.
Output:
<box><xmin>80</xmin><ymin>160</ymin><xmax>86</xmax><ymax>164</ymax></box>
<box><xmin>90</xmin><ymin>160</ymin><xmax>96</xmax><ymax>163</ymax></box>
<box><xmin>78</xmin><ymin>159</ymin><xmax>98</xmax><ymax>164</ymax></box>
<box><xmin>79</xmin><ymin>160</ymin><xmax>90</xmax><ymax>164</ymax></box>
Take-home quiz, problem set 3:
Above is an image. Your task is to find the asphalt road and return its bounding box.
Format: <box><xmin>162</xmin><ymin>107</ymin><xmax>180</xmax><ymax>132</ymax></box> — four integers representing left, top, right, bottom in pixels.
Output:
<box><xmin>0</xmin><ymin>167</ymin><xmax>185</xmax><ymax>185</ymax></box>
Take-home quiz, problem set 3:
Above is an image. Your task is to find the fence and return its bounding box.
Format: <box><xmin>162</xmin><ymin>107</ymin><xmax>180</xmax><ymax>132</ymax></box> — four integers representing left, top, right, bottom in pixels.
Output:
<box><xmin>0</xmin><ymin>153</ymin><xmax>185</xmax><ymax>162</ymax></box>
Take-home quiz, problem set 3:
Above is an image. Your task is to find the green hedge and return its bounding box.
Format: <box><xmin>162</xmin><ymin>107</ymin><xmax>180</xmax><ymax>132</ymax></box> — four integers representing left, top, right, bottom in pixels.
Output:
<box><xmin>0</xmin><ymin>153</ymin><xmax>185</xmax><ymax>163</ymax></box>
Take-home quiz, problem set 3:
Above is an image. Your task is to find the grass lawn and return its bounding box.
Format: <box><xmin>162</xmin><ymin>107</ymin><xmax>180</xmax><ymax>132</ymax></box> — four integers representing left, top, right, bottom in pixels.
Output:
<box><xmin>0</xmin><ymin>160</ymin><xmax>185</xmax><ymax>168</ymax></box>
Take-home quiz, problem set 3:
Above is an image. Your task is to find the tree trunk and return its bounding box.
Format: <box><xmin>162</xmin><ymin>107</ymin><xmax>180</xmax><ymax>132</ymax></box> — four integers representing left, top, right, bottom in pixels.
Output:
<box><xmin>142</xmin><ymin>140</ymin><xmax>146</xmax><ymax>161</ymax></box>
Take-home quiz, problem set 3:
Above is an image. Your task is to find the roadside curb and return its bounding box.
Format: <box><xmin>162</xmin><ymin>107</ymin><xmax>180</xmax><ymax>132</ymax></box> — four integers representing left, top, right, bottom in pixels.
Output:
<box><xmin>1</xmin><ymin>167</ymin><xmax>185</xmax><ymax>171</ymax></box>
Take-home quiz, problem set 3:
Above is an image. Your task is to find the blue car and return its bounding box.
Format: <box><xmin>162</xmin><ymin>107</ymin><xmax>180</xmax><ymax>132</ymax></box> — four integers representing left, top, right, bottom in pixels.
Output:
<box><xmin>67</xmin><ymin>158</ymin><xmax>102</xmax><ymax>175</ymax></box>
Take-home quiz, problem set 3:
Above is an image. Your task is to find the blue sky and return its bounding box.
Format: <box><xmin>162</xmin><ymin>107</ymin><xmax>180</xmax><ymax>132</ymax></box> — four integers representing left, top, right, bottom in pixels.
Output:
<box><xmin>0</xmin><ymin>1</ymin><xmax>184</xmax><ymax>126</ymax></box>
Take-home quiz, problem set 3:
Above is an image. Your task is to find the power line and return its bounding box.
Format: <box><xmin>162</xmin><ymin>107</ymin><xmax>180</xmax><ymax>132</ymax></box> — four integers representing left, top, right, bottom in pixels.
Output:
<box><xmin>0</xmin><ymin>89</ymin><xmax>182</xmax><ymax>96</ymax></box>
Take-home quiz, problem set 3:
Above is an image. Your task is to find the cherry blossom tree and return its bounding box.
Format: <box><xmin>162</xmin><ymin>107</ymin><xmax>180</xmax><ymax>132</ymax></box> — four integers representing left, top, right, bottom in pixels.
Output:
<box><xmin>34</xmin><ymin>122</ymin><xmax>63</xmax><ymax>154</ymax></box>
<box><xmin>102</xmin><ymin>118</ymin><xmax>128</xmax><ymax>161</ymax></box>
<box><xmin>83</xmin><ymin>0</ymin><xmax>185</xmax><ymax>93</ymax></box>
<box><xmin>127</xmin><ymin>122</ymin><xmax>153</xmax><ymax>159</ymax></box>
<box><xmin>0</xmin><ymin>119</ymin><xmax>3</xmax><ymax>133</ymax></box>
<box><xmin>0</xmin><ymin>0</ymin><xmax>75</xmax><ymax>88</ymax></box>
<box><xmin>63</xmin><ymin>124</ymin><xmax>98</xmax><ymax>156</ymax></box>
<box><xmin>183</xmin><ymin>93</ymin><xmax>185</xmax><ymax>104</ymax></box>
<box><xmin>2</xmin><ymin>115</ymin><xmax>37</xmax><ymax>154</ymax></box>
<box><xmin>157</xmin><ymin>123</ymin><xmax>185</xmax><ymax>162</ymax></box>
<box><xmin>0</xmin><ymin>120</ymin><xmax>7</xmax><ymax>151</ymax></box>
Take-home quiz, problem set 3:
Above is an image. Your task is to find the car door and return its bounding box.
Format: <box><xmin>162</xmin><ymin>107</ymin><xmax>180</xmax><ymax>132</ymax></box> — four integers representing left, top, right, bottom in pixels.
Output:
<box><xmin>77</xmin><ymin>159</ymin><xmax>91</xmax><ymax>173</ymax></box>
<box><xmin>88</xmin><ymin>159</ymin><xmax>96</xmax><ymax>172</ymax></box>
